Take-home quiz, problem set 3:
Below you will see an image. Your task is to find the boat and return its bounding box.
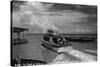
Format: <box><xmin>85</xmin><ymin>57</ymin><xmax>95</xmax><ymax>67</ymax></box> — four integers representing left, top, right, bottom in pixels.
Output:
<box><xmin>41</xmin><ymin>29</ymin><xmax>72</xmax><ymax>53</ymax></box>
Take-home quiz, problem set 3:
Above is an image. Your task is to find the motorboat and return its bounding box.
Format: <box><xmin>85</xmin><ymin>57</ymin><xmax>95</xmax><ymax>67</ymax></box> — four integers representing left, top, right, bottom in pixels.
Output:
<box><xmin>41</xmin><ymin>29</ymin><xmax>72</xmax><ymax>53</ymax></box>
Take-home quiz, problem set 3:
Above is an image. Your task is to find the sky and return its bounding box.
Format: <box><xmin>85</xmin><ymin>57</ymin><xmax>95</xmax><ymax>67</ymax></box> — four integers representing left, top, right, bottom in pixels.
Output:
<box><xmin>11</xmin><ymin>1</ymin><xmax>97</xmax><ymax>34</ymax></box>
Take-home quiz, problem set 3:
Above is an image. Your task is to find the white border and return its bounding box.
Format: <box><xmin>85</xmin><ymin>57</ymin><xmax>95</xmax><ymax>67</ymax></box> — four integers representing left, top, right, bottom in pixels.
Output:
<box><xmin>0</xmin><ymin>0</ymin><xmax>99</xmax><ymax>67</ymax></box>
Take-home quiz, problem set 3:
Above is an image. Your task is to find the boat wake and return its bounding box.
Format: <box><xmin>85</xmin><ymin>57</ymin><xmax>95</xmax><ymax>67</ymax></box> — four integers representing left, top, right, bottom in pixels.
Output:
<box><xmin>50</xmin><ymin>46</ymin><xmax>97</xmax><ymax>64</ymax></box>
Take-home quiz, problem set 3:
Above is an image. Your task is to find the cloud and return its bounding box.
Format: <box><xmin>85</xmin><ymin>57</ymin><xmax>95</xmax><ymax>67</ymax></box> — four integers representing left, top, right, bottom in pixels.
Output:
<box><xmin>12</xmin><ymin>1</ymin><xmax>97</xmax><ymax>34</ymax></box>
<box><xmin>42</xmin><ymin>3</ymin><xmax>54</xmax><ymax>11</ymax></box>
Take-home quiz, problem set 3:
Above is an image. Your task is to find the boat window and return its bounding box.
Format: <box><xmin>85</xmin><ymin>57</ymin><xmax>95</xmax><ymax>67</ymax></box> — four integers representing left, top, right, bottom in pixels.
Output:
<box><xmin>43</xmin><ymin>36</ymin><xmax>50</xmax><ymax>41</ymax></box>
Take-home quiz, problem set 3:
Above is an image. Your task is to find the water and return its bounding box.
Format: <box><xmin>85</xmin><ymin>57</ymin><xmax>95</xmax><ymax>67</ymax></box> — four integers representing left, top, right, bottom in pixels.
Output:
<box><xmin>12</xmin><ymin>34</ymin><xmax>97</xmax><ymax>63</ymax></box>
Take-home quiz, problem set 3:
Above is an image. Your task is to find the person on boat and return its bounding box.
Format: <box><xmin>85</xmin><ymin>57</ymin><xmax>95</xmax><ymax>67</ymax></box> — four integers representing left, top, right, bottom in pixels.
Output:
<box><xmin>46</xmin><ymin>28</ymin><xmax>54</xmax><ymax>36</ymax></box>
<box><xmin>56</xmin><ymin>34</ymin><xmax>66</xmax><ymax>46</ymax></box>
